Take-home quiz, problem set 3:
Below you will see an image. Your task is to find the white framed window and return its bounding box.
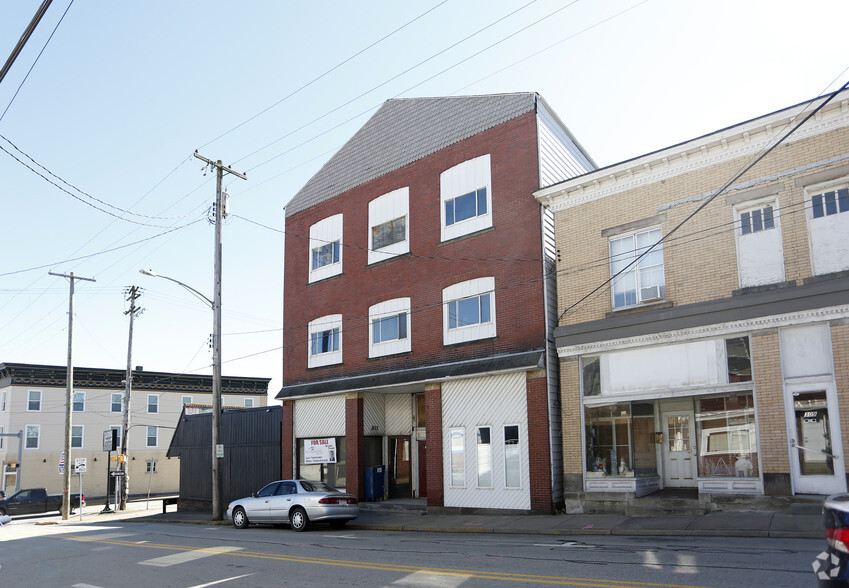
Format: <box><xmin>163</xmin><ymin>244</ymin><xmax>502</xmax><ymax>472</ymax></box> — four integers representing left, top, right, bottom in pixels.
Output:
<box><xmin>27</xmin><ymin>390</ymin><xmax>42</xmax><ymax>411</ymax></box>
<box><xmin>1</xmin><ymin>391</ymin><xmax>6</xmax><ymax>412</ymax></box>
<box><xmin>449</xmin><ymin>427</ymin><xmax>465</xmax><ymax>488</ymax></box>
<box><xmin>440</xmin><ymin>154</ymin><xmax>492</xmax><ymax>242</ymax></box>
<box><xmin>368</xmin><ymin>187</ymin><xmax>409</xmax><ymax>264</ymax></box>
<box><xmin>476</xmin><ymin>426</ymin><xmax>492</xmax><ymax>488</ymax></box>
<box><xmin>244</xmin><ymin>398</ymin><xmax>254</xmax><ymax>407</ymax></box>
<box><xmin>71</xmin><ymin>425</ymin><xmax>83</xmax><ymax>449</ymax></box>
<box><xmin>806</xmin><ymin>182</ymin><xmax>849</xmax><ymax>275</ymax></box>
<box><xmin>110</xmin><ymin>425</ymin><xmax>122</xmax><ymax>450</ymax></box>
<box><xmin>73</xmin><ymin>391</ymin><xmax>85</xmax><ymax>412</ymax></box>
<box><xmin>182</xmin><ymin>396</ymin><xmax>192</xmax><ymax>406</ymax></box>
<box><xmin>504</xmin><ymin>424</ymin><xmax>521</xmax><ymax>488</ymax></box>
<box><xmin>146</xmin><ymin>426</ymin><xmax>158</xmax><ymax>448</ymax></box>
<box><xmin>609</xmin><ymin>227</ymin><xmax>665</xmax><ymax>309</ymax></box>
<box><xmin>734</xmin><ymin>196</ymin><xmax>784</xmax><ymax>288</ymax></box>
<box><xmin>146</xmin><ymin>460</ymin><xmax>157</xmax><ymax>473</ymax></box>
<box><xmin>308</xmin><ymin>214</ymin><xmax>343</xmax><ymax>283</ymax></box>
<box><xmin>111</xmin><ymin>393</ymin><xmax>123</xmax><ymax>413</ymax></box>
<box><xmin>147</xmin><ymin>394</ymin><xmax>159</xmax><ymax>414</ymax></box>
<box><xmin>0</xmin><ymin>426</ymin><xmax>4</xmax><ymax>449</ymax></box>
<box><xmin>442</xmin><ymin>277</ymin><xmax>496</xmax><ymax>345</ymax></box>
<box><xmin>369</xmin><ymin>298</ymin><xmax>411</xmax><ymax>358</ymax></box>
<box><xmin>308</xmin><ymin>314</ymin><xmax>343</xmax><ymax>368</ymax></box>
<box><xmin>25</xmin><ymin>425</ymin><xmax>40</xmax><ymax>449</ymax></box>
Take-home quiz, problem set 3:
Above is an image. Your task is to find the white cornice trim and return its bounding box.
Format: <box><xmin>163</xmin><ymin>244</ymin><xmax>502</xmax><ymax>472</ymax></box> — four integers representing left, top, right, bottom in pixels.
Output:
<box><xmin>556</xmin><ymin>304</ymin><xmax>849</xmax><ymax>357</ymax></box>
<box><xmin>536</xmin><ymin>94</ymin><xmax>849</xmax><ymax>212</ymax></box>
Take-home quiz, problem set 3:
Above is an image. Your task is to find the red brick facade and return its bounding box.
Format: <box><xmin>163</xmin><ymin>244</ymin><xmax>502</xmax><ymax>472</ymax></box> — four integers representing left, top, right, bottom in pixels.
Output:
<box><xmin>526</xmin><ymin>370</ymin><xmax>552</xmax><ymax>511</ymax></box>
<box><xmin>425</xmin><ymin>383</ymin><xmax>444</xmax><ymax>507</ymax></box>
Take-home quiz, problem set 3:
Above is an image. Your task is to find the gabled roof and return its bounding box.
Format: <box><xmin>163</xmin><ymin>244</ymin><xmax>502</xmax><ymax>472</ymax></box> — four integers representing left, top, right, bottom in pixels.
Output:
<box><xmin>285</xmin><ymin>93</ymin><xmax>539</xmax><ymax>217</ymax></box>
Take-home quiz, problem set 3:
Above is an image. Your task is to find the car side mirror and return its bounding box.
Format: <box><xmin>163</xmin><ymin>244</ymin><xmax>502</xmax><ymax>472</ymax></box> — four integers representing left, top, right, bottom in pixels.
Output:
<box><xmin>252</xmin><ymin>492</ymin><xmax>258</xmax><ymax>498</ymax></box>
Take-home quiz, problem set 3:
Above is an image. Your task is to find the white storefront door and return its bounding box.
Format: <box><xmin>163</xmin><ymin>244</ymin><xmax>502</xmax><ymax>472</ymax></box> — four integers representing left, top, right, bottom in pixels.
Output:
<box><xmin>662</xmin><ymin>410</ymin><xmax>697</xmax><ymax>487</ymax></box>
<box><xmin>788</xmin><ymin>387</ymin><xmax>846</xmax><ymax>495</ymax></box>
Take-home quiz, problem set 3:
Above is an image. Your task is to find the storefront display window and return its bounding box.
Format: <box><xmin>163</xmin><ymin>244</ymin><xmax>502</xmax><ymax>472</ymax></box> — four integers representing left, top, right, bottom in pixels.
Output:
<box><xmin>586</xmin><ymin>403</ymin><xmax>632</xmax><ymax>477</ymax></box>
<box><xmin>298</xmin><ymin>437</ymin><xmax>346</xmax><ymax>488</ymax></box>
<box><xmin>726</xmin><ymin>337</ymin><xmax>752</xmax><ymax>382</ymax></box>
<box><xmin>631</xmin><ymin>403</ymin><xmax>658</xmax><ymax>476</ymax></box>
<box><xmin>582</xmin><ymin>357</ymin><xmax>600</xmax><ymax>396</ymax></box>
<box><xmin>695</xmin><ymin>393</ymin><xmax>758</xmax><ymax>478</ymax></box>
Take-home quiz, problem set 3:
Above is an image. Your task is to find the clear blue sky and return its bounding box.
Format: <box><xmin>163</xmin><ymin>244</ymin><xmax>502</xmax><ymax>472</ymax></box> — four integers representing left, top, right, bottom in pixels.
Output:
<box><xmin>1</xmin><ymin>0</ymin><xmax>847</xmax><ymax>402</ymax></box>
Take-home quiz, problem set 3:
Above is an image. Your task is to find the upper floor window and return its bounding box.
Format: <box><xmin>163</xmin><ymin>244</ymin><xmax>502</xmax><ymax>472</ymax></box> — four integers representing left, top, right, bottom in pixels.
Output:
<box><xmin>734</xmin><ymin>196</ymin><xmax>784</xmax><ymax>288</ymax></box>
<box><xmin>147</xmin><ymin>394</ymin><xmax>159</xmax><ymax>414</ymax></box>
<box><xmin>111</xmin><ymin>393</ymin><xmax>123</xmax><ymax>413</ymax></box>
<box><xmin>71</xmin><ymin>425</ymin><xmax>83</xmax><ymax>449</ymax></box>
<box><xmin>73</xmin><ymin>391</ymin><xmax>85</xmax><ymax>412</ymax></box>
<box><xmin>806</xmin><ymin>182</ymin><xmax>849</xmax><ymax>276</ymax></box>
<box><xmin>25</xmin><ymin>425</ymin><xmax>39</xmax><ymax>449</ymax></box>
<box><xmin>146</xmin><ymin>426</ymin><xmax>158</xmax><ymax>448</ymax></box>
<box><xmin>442</xmin><ymin>277</ymin><xmax>496</xmax><ymax>345</ymax></box>
<box><xmin>308</xmin><ymin>214</ymin><xmax>343</xmax><ymax>283</ymax></box>
<box><xmin>369</xmin><ymin>298</ymin><xmax>411</xmax><ymax>358</ymax></box>
<box><xmin>308</xmin><ymin>314</ymin><xmax>343</xmax><ymax>368</ymax></box>
<box><xmin>27</xmin><ymin>390</ymin><xmax>42</xmax><ymax>412</ymax></box>
<box><xmin>609</xmin><ymin>228</ymin><xmax>665</xmax><ymax>309</ymax></box>
<box><xmin>440</xmin><ymin>154</ymin><xmax>492</xmax><ymax>242</ymax></box>
<box><xmin>1</xmin><ymin>391</ymin><xmax>6</xmax><ymax>412</ymax></box>
<box><xmin>368</xmin><ymin>188</ymin><xmax>409</xmax><ymax>264</ymax></box>
<box><xmin>182</xmin><ymin>396</ymin><xmax>192</xmax><ymax>406</ymax></box>
<box><xmin>244</xmin><ymin>398</ymin><xmax>255</xmax><ymax>407</ymax></box>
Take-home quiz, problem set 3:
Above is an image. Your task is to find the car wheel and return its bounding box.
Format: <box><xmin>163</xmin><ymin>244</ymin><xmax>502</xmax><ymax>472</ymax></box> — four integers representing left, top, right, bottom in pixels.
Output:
<box><xmin>290</xmin><ymin>507</ymin><xmax>309</xmax><ymax>532</ymax></box>
<box><xmin>232</xmin><ymin>507</ymin><xmax>249</xmax><ymax>529</ymax></box>
<box><xmin>329</xmin><ymin>519</ymin><xmax>347</xmax><ymax>530</ymax></box>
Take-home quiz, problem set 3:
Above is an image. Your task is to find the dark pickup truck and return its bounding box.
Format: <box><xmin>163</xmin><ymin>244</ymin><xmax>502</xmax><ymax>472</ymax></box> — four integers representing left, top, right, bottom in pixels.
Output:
<box><xmin>0</xmin><ymin>488</ymin><xmax>85</xmax><ymax>516</ymax></box>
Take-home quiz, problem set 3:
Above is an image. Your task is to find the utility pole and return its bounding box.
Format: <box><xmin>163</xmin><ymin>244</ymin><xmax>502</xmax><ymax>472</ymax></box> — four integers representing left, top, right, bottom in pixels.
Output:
<box><xmin>193</xmin><ymin>151</ymin><xmax>246</xmax><ymax>520</ymax></box>
<box><xmin>49</xmin><ymin>271</ymin><xmax>95</xmax><ymax>520</ymax></box>
<box><xmin>120</xmin><ymin>286</ymin><xmax>142</xmax><ymax>510</ymax></box>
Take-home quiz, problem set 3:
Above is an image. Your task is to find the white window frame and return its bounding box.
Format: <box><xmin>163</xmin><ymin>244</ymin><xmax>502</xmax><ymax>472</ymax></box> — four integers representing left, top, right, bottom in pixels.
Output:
<box><xmin>805</xmin><ymin>179</ymin><xmax>849</xmax><ymax>276</ymax></box>
<box><xmin>609</xmin><ymin>227</ymin><xmax>665</xmax><ymax>309</ymax></box>
<box><xmin>733</xmin><ymin>195</ymin><xmax>785</xmax><ymax>288</ymax></box>
<box><xmin>503</xmin><ymin>424</ymin><xmax>522</xmax><ymax>489</ymax></box>
<box><xmin>111</xmin><ymin>392</ymin><xmax>123</xmax><ymax>413</ymax></box>
<box><xmin>368</xmin><ymin>187</ymin><xmax>409</xmax><ymax>264</ymax></box>
<box><xmin>25</xmin><ymin>424</ymin><xmax>40</xmax><ymax>449</ymax></box>
<box><xmin>182</xmin><ymin>395</ymin><xmax>192</xmax><ymax>406</ymax></box>
<box><xmin>146</xmin><ymin>426</ymin><xmax>158</xmax><ymax>448</ymax></box>
<box><xmin>147</xmin><ymin>394</ymin><xmax>159</xmax><ymax>414</ymax></box>
<box><xmin>736</xmin><ymin>200</ymin><xmax>777</xmax><ymax>236</ymax></box>
<box><xmin>476</xmin><ymin>426</ymin><xmax>493</xmax><ymax>488</ymax></box>
<box><xmin>27</xmin><ymin>389</ymin><xmax>42</xmax><ymax>412</ymax></box>
<box><xmin>71</xmin><ymin>425</ymin><xmax>83</xmax><ymax>449</ymax></box>
<box><xmin>442</xmin><ymin>277</ymin><xmax>496</xmax><ymax>346</ymax></box>
<box><xmin>449</xmin><ymin>427</ymin><xmax>466</xmax><ymax>488</ymax></box>
<box><xmin>73</xmin><ymin>391</ymin><xmax>85</xmax><ymax>412</ymax></box>
<box><xmin>244</xmin><ymin>398</ymin><xmax>254</xmax><ymax>407</ymax></box>
<box><xmin>146</xmin><ymin>459</ymin><xmax>157</xmax><ymax>473</ymax></box>
<box><xmin>440</xmin><ymin>154</ymin><xmax>492</xmax><ymax>242</ymax></box>
<box><xmin>308</xmin><ymin>214</ymin><xmax>343</xmax><ymax>283</ymax></box>
<box><xmin>308</xmin><ymin>314</ymin><xmax>343</xmax><ymax>368</ymax></box>
<box><xmin>369</xmin><ymin>298</ymin><xmax>411</xmax><ymax>358</ymax></box>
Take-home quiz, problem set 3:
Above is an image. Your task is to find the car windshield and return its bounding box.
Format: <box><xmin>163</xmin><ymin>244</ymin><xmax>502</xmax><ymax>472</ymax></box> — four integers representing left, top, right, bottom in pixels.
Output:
<box><xmin>299</xmin><ymin>481</ymin><xmax>339</xmax><ymax>493</ymax></box>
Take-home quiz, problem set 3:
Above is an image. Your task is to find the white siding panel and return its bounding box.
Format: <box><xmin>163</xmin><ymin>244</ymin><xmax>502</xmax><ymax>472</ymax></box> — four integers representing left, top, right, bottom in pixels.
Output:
<box><xmin>385</xmin><ymin>394</ymin><xmax>412</xmax><ymax>436</ymax></box>
<box><xmin>363</xmin><ymin>393</ymin><xmax>385</xmax><ymax>436</ymax></box>
<box><xmin>537</xmin><ymin>102</ymin><xmax>594</xmax><ymax>186</ymax></box>
<box><xmin>294</xmin><ymin>395</ymin><xmax>346</xmax><ymax>437</ymax></box>
<box><xmin>442</xmin><ymin>372</ymin><xmax>530</xmax><ymax>510</ymax></box>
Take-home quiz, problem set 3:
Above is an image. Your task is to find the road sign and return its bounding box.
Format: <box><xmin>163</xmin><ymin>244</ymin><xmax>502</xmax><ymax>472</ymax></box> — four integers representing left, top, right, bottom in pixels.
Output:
<box><xmin>75</xmin><ymin>457</ymin><xmax>87</xmax><ymax>474</ymax></box>
<box><xmin>216</xmin><ymin>444</ymin><xmax>224</xmax><ymax>458</ymax></box>
<box><xmin>110</xmin><ymin>471</ymin><xmax>126</xmax><ymax>477</ymax></box>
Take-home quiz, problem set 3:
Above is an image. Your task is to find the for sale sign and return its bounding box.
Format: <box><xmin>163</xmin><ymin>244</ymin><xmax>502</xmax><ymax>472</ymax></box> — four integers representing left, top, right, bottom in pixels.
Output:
<box><xmin>304</xmin><ymin>438</ymin><xmax>337</xmax><ymax>464</ymax></box>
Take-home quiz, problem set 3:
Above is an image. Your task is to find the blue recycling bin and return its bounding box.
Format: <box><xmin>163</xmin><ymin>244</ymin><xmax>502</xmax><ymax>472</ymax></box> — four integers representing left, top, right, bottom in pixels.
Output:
<box><xmin>364</xmin><ymin>465</ymin><xmax>385</xmax><ymax>502</ymax></box>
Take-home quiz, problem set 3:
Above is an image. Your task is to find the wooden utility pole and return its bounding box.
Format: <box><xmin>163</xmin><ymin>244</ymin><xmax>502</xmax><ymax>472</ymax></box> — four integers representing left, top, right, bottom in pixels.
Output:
<box><xmin>49</xmin><ymin>270</ymin><xmax>95</xmax><ymax>520</ymax></box>
<box><xmin>193</xmin><ymin>151</ymin><xmax>246</xmax><ymax>520</ymax></box>
<box><xmin>120</xmin><ymin>286</ymin><xmax>142</xmax><ymax>509</ymax></box>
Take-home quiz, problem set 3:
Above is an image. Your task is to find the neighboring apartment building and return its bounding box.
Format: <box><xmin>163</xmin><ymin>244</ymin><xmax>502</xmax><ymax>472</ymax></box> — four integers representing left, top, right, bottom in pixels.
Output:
<box><xmin>277</xmin><ymin>93</ymin><xmax>595</xmax><ymax>513</ymax></box>
<box><xmin>535</xmin><ymin>89</ymin><xmax>849</xmax><ymax>509</ymax></box>
<box><xmin>0</xmin><ymin>362</ymin><xmax>269</xmax><ymax>496</ymax></box>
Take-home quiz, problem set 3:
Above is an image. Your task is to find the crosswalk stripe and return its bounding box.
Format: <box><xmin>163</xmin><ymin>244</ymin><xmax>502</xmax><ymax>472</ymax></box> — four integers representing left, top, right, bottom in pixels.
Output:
<box><xmin>139</xmin><ymin>545</ymin><xmax>243</xmax><ymax>567</ymax></box>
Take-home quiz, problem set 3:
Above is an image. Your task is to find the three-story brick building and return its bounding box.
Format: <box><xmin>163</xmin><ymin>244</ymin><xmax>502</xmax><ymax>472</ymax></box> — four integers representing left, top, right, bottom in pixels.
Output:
<box><xmin>277</xmin><ymin>93</ymin><xmax>594</xmax><ymax>512</ymax></box>
<box><xmin>536</xmin><ymin>89</ymin><xmax>849</xmax><ymax>510</ymax></box>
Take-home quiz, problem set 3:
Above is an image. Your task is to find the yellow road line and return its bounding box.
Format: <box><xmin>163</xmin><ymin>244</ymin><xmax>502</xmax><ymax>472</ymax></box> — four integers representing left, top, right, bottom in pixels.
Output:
<box><xmin>63</xmin><ymin>536</ymin><xmax>715</xmax><ymax>588</ymax></box>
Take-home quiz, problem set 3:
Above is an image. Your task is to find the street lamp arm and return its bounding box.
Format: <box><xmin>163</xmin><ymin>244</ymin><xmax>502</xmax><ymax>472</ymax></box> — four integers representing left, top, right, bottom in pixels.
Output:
<box><xmin>139</xmin><ymin>270</ymin><xmax>212</xmax><ymax>307</ymax></box>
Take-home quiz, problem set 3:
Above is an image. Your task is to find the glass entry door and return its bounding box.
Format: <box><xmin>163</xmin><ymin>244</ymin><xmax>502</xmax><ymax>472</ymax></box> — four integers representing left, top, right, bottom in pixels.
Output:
<box><xmin>662</xmin><ymin>411</ymin><xmax>697</xmax><ymax>487</ymax></box>
<box><xmin>791</xmin><ymin>391</ymin><xmax>846</xmax><ymax>494</ymax></box>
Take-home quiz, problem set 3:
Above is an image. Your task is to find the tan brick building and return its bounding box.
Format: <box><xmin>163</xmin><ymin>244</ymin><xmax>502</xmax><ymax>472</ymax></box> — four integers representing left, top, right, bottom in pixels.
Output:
<box><xmin>535</xmin><ymin>90</ymin><xmax>849</xmax><ymax>509</ymax></box>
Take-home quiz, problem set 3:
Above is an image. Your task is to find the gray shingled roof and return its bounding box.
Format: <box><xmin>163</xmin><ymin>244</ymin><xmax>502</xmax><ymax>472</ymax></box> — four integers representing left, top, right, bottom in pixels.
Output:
<box><xmin>285</xmin><ymin>93</ymin><xmax>538</xmax><ymax>217</ymax></box>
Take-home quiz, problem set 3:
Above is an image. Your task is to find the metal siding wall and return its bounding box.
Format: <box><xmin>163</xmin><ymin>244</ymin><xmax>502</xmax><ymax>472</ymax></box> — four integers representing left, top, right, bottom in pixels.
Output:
<box><xmin>536</xmin><ymin>104</ymin><xmax>593</xmax><ymax>186</ymax></box>
<box><xmin>385</xmin><ymin>394</ymin><xmax>412</xmax><ymax>436</ymax></box>
<box><xmin>442</xmin><ymin>372</ymin><xmax>530</xmax><ymax>510</ymax></box>
<box><xmin>542</xmin><ymin>207</ymin><xmax>563</xmax><ymax>505</ymax></box>
<box><xmin>363</xmin><ymin>393</ymin><xmax>385</xmax><ymax>435</ymax></box>
<box><xmin>294</xmin><ymin>395</ymin><xmax>346</xmax><ymax>437</ymax></box>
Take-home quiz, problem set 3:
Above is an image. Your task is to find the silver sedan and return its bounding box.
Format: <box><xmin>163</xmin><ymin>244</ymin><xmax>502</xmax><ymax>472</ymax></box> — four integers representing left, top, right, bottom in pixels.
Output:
<box><xmin>226</xmin><ymin>480</ymin><xmax>359</xmax><ymax>531</ymax></box>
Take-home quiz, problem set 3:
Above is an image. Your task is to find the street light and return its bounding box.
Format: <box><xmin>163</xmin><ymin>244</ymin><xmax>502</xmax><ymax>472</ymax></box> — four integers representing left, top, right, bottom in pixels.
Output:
<box><xmin>139</xmin><ymin>268</ymin><xmax>224</xmax><ymax>520</ymax></box>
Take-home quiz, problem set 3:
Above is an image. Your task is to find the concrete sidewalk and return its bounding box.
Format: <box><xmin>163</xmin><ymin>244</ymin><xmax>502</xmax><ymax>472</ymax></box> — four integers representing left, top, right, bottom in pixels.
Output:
<box><xmin>66</xmin><ymin>498</ymin><xmax>824</xmax><ymax>539</ymax></box>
